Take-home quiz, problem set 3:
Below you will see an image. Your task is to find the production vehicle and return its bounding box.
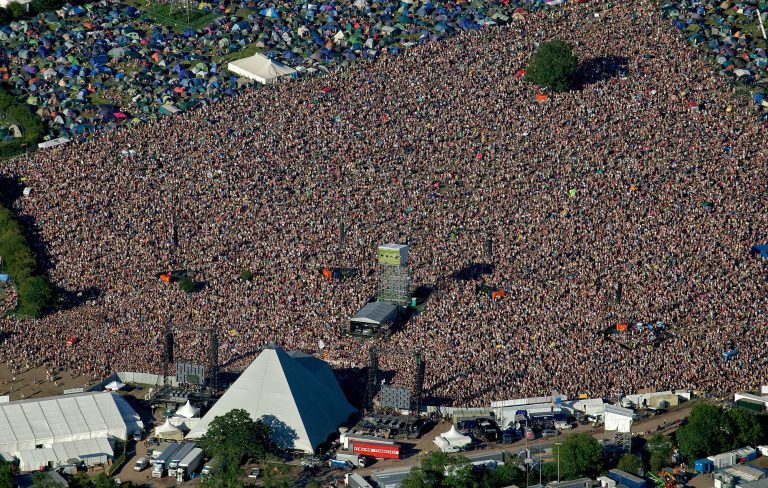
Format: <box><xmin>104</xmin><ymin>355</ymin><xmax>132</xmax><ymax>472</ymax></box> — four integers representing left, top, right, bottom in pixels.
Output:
<box><xmin>133</xmin><ymin>458</ymin><xmax>148</xmax><ymax>472</ymax></box>
<box><xmin>201</xmin><ymin>457</ymin><xmax>222</xmax><ymax>479</ymax></box>
<box><xmin>152</xmin><ymin>443</ymin><xmax>181</xmax><ymax>478</ymax></box>
<box><xmin>167</xmin><ymin>442</ymin><xmax>197</xmax><ymax>478</ymax></box>
<box><xmin>334</xmin><ymin>452</ymin><xmax>368</xmax><ymax>468</ymax></box>
<box><xmin>329</xmin><ymin>459</ymin><xmax>355</xmax><ymax>470</ymax></box>
<box><xmin>176</xmin><ymin>447</ymin><xmax>205</xmax><ymax>482</ymax></box>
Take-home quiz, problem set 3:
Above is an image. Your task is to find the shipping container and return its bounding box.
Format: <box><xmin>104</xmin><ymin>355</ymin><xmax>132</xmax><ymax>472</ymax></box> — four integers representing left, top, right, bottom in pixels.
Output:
<box><xmin>708</xmin><ymin>452</ymin><xmax>737</xmax><ymax>469</ymax></box>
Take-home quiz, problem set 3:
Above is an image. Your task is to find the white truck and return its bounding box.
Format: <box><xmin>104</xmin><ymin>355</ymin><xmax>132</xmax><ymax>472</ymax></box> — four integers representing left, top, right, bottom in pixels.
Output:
<box><xmin>345</xmin><ymin>473</ymin><xmax>374</xmax><ymax>488</ymax></box>
<box><xmin>335</xmin><ymin>452</ymin><xmax>367</xmax><ymax>468</ymax></box>
<box><xmin>176</xmin><ymin>447</ymin><xmax>204</xmax><ymax>482</ymax></box>
<box><xmin>152</xmin><ymin>443</ymin><xmax>181</xmax><ymax>478</ymax></box>
<box><xmin>167</xmin><ymin>442</ymin><xmax>197</xmax><ymax>478</ymax></box>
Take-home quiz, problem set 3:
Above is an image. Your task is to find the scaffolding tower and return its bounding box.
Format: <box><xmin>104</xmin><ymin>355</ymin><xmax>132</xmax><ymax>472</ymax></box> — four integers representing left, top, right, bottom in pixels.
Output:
<box><xmin>376</xmin><ymin>244</ymin><xmax>411</xmax><ymax>306</ymax></box>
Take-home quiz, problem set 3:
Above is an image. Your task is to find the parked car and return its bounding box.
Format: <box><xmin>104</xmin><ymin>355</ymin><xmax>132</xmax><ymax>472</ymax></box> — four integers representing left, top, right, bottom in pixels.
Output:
<box><xmin>248</xmin><ymin>468</ymin><xmax>260</xmax><ymax>479</ymax></box>
<box><xmin>541</xmin><ymin>429</ymin><xmax>559</xmax><ymax>437</ymax></box>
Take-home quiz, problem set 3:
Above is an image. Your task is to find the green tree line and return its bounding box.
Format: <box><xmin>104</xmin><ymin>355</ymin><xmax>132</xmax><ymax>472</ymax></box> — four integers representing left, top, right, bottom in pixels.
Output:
<box><xmin>0</xmin><ymin>89</ymin><xmax>44</xmax><ymax>158</ymax></box>
<box><xmin>0</xmin><ymin>203</ymin><xmax>53</xmax><ymax>317</ymax></box>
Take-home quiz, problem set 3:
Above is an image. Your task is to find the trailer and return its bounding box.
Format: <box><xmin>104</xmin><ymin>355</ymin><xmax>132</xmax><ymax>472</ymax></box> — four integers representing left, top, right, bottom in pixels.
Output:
<box><xmin>352</xmin><ymin>442</ymin><xmax>401</xmax><ymax>459</ymax></box>
<box><xmin>708</xmin><ymin>452</ymin><xmax>737</xmax><ymax>469</ymax></box>
<box><xmin>608</xmin><ymin>469</ymin><xmax>647</xmax><ymax>488</ymax></box>
<box><xmin>152</xmin><ymin>443</ymin><xmax>182</xmax><ymax>478</ymax></box>
<box><xmin>732</xmin><ymin>447</ymin><xmax>757</xmax><ymax>463</ymax></box>
<box><xmin>167</xmin><ymin>442</ymin><xmax>197</xmax><ymax>478</ymax></box>
<box><xmin>176</xmin><ymin>447</ymin><xmax>204</xmax><ymax>482</ymax></box>
<box><xmin>346</xmin><ymin>473</ymin><xmax>374</xmax><ymax>488</ymax></box>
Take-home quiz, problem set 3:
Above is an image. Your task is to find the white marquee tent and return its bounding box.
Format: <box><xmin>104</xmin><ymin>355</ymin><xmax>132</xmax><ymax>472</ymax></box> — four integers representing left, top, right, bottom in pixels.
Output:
<box><xmin>227</xmin><ymin>53</ymin><xmax>297</xmax><ymax>84</ymax></box>
<box><xmin>155</xmin><ymin>419</ymin><xmax>184</xmax><ymax>441</ymax></box>
<box><xmin>187</xmin><ymin>346</ymin><xmax>355</xmax><ymax>453</ymax></box>
<box><xmin>0</xmin><ymin>392</ymin><xmax>143</xmax><ymax>453</ymax></box>
<box><xmin>16</xmin><ymin>437</ymin><xmax>114</xmax><ymax>471</ymax></box>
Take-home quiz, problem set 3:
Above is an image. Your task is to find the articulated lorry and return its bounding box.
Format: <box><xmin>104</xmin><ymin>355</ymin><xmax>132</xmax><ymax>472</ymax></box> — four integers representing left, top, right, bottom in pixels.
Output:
<box><xmin>167</xmin><ymin>442</ymin><xmax>197</xmax><ymax>478</ymax></box>
<box><xmin>176</xmin><ymin>447</ymin><xmax>205</xmax><ymax>482</ymax></box>
<box><xmin>152</xmin><ymin>443</ymin><xmax>181</xmax><ymax>478</ymax></box>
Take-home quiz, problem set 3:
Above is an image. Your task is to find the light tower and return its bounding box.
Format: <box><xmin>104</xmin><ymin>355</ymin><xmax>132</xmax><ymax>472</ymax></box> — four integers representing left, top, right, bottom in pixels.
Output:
<box><xmin>376</xmin><ymin>243</ymin><xmax>411</xmax><ymax>306</ymax></box>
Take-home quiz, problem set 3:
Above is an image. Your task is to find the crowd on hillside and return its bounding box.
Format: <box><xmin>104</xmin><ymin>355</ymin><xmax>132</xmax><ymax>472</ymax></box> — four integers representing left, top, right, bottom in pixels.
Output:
<box><xmin>1</xmin><ymin>0</ymin><xmax>768</xmax><ymax>407</ymax></box>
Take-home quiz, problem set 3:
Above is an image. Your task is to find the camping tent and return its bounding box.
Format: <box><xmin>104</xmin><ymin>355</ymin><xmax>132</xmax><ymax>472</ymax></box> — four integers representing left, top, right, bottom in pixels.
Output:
<box><xmin>155</xmin><ymin>419</ymin><xmax>184</xmax><ymax>441</ymax></box>
<box><xmin>186</xmin><ymin>346</ymin><xmax>355</xmax><ymax>453</ymax></box>
<box><xmin>226</xmin><ymin>53</ymin><xmax>297</xmax><ymax>84</ymax></box>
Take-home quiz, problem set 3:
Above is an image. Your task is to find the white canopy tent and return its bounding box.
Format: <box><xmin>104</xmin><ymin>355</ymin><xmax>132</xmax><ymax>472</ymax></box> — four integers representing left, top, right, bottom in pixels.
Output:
<box><xmin>155</xmin><ymin>419</ymin><xmax>184</xmax><ymax>441</ymax></box>
<box><xmin>175</xmin><ymin>400</ymin><xmax>200</xmax><ymax>419</ymax></box>
<box><xmin>441</xmin><ymin>425</ymin><xmax>472</xmax><ymax>448</ymax></box>
<box><xmin>187</xmin><ymin>347</ymin><xmax>355</xmax><ymax>453</ymax></box>
<box><xmin>0</xmin><ymin>392</ymin><xmax>143</xmax><ymax>453</ymax></box>
<box><xmin>227</xmin><ymin>53</ymin><xmax>297</xmax><ymax>84</ymax></box>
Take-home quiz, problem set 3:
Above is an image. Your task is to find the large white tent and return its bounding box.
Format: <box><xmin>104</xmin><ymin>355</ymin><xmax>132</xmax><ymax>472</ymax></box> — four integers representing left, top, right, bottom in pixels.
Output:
<box><xmin>187</xmin><ymin>346</ymin><xmax>355</xmax><ymax>453</ymax></box>
<box><xmin>0</xmin><ymin>392</ymin><xmax>143</xmax><ymax>453</ymax></box>
<box><xmin>16</xmin><ymin>437</ymin><xmax>114</xmax><ymax>471</ymax></box>
<box><xmin>227</xmin><ymin>53</ymin><xmax>297</xmax><ymax>84</ymax></box>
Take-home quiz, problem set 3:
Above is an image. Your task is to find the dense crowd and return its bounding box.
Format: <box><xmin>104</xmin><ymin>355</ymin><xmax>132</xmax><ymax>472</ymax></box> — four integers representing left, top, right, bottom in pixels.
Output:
<box><xmin>2</xmin><ymin>0</ymin><xmax>768</xmax><ymax>407</ymax></box>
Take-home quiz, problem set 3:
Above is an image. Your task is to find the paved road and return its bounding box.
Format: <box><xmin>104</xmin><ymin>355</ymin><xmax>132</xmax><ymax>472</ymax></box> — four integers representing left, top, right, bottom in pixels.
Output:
<box><xmin>358</xmin><ymin>402</ymin><xmax>695</xmax><ymax>483</ymax></box>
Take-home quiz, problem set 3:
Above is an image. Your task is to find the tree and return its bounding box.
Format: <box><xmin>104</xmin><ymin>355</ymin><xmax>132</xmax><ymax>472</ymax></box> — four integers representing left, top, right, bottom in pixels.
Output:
<box><xmin>400</xmin><ymin>452</ymin><xmax>472</xmax><ymax>488</ymax></box>
<box><xmin>18</xmin><ymin>276</ymin><xmax>53</xmax><ymax>318</ymax></box>
<box><xmin>92</xmin><ymin>473</ymin><xmax>117</xmax><ymax>488</ymax></box>
<box><xmin>0</xmin><ymin>462</ymin><xmax>13</xmax><ymax>488</ymax></box>
<box><xmin>240</xmin><ymin>269</ymin><xmax>254</xmax><ymax>282</ymax></box>
<box><xmin>617</xmin><ymin>454</ymin><xmax>643</xmax><ymax>476</ymax></box>
<box><xmin>676</xmin><ymin>404</ymin><xmax>725</xmax><ymax>461</ymax></box>
<box><xmin>7</xmin><ymin>2</ymin><xmax>24</xmax><ymax>19</ymax></box>
<box><xmin>198</xmin><ymin>409</ymin><xmax>272</xmax><ymax>486</ymax></box>
<box><xmin>554</xmin><ymin>433</ymin><xmax>604</xmax><ymax>480</ymax></box>
<box><xmin>490</xmin><ymin>462</ymin><xmax>526</xmax><ymax>488</ymax></box>
<box><xmin>525</xmin><ymin>40</ymin><xmax>578</xmax><ymax>92</ymax></box>
<box><xmin>724</xmin><ymin>408</ymin><xmax>763</xmax><ymax>449</ymax></box>
<box><xmin>178</xmin><ymin>274</ymin><xmax>197</xmax><ymax>293</ymax></box>
<box><xmin>30</xmin><ymin>0</ymin><xmax>60</xmax><ymax>14</ymax></box>
<box><xmin>647</xmin><ymin>434</ymin><xmax>673</xmax><ymax>473</ymax></box>
<box><xmin>31</xmin><ymin>472</ymin><xmax>60</xmax><ymax>488</ymax></box>
<box><xmin>0</xmin><ymin>7</ymin><xmax>10</xmax><ymax>23</ymax></box>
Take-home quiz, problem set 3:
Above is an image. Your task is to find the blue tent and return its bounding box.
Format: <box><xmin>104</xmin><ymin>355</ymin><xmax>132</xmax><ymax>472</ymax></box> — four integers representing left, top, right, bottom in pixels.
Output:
<box><xmin>751</xmin><ymin>244</ymin><xmax>768</xmax><ymax>258</ymax></box>
<box><xmin>259</xmin><ymin>7</ymin><xmax>280</xmax><ymax>17</ymax></box>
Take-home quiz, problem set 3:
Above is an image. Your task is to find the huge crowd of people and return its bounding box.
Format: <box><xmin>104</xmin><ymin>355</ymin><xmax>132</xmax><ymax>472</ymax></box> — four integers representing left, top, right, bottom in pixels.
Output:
<box><xmin>1</xmin><ymin>0</ymin><xmax>768</xmax><ymax>407</ymax></box>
